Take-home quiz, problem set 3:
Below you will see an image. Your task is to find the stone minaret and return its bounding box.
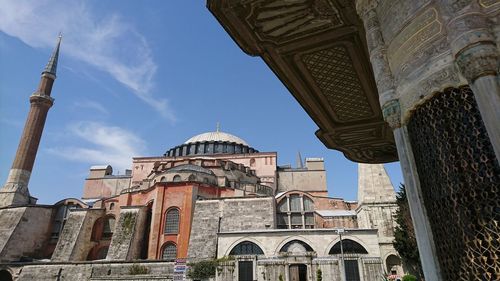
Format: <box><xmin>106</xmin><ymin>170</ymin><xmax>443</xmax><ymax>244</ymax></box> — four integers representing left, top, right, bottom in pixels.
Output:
<box><xmin>0</xmin><ymin>36</ymin><xmax>61</xmax><ymax>207</ymax></box>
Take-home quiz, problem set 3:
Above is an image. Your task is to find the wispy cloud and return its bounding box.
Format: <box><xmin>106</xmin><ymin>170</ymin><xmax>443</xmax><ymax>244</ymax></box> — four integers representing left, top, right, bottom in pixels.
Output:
<box><xmin>72</xmin><ymin>100</ymin><xmax>109</xmax><ymax>115</ymax></box>
<box><xmin>0</xmin><ymin>0</ymin><xmax>175</xmax><ymax>122</ymax></box>
<box><xmin>47</xmin><ymin>121</ymin><xmax>146</xmax><ymax>172</ymax></box>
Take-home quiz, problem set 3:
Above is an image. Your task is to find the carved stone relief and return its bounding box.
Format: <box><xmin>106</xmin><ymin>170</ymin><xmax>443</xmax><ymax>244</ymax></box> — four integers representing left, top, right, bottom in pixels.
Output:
<box><xmin>376</xmin><ymin>0</ymin><xmax>430</xmax><ymax>44</ymax></box>
<box><xmin>387</xmin><ymin>7</ymin><xmax>443</xmax><ymax>75</ymax></box>
<box><xmin>245</xmin><ymin>0</ymin><xmax>344</xmax><ymax>45</ymax></box>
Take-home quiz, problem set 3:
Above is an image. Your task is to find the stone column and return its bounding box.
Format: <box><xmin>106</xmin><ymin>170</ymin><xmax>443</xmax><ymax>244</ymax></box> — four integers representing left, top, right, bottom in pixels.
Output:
<box><xmin>355</xmin><ymin>2</ymin><xmax>443</xmax><ymax>279</ymax></box>
<box><xmin>440</xmin><ymin>1</ymin><xmax>500</xmax><ymax>159</ymax></box>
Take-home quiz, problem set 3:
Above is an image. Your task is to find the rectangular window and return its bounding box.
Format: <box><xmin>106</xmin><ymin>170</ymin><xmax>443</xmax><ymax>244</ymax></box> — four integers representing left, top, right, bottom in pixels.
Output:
<box><xmin>290</xmin><ymin>195</ymin><xmax>301</xmax><ymax>212</ymax></box>
<box><xmin>291</xmin><ymin>214</ymin><xmax>302</xmax><ymax>227</ymax></box>
<box><xmin>305</xmin><ymin>213</ymin><xmax>314</xmax><ymax>228</ymax></box>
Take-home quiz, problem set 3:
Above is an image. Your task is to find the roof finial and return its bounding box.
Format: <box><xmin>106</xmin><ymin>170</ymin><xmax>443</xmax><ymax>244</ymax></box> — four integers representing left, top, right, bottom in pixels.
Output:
<box><xmin>43</xmin><ymin>34</ymin><xmax>62</xmax><ymax>76</ymax></box>
<box><xmin>216</xmin><ymin>122</ymin><xmax>220</xmax><ymax>132</ymax></box>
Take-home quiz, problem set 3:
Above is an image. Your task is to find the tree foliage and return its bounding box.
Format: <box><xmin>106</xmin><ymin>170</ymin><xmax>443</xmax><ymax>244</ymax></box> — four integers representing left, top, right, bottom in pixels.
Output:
<box><xmin>187</xmin><ymin>260</ymin><xmax>217</xmax><ymax>280</ymax></box>
<box><xmin>393</xmin><ymin>184</ymin><xmax>423</xmax><ymax>278</ymax></box>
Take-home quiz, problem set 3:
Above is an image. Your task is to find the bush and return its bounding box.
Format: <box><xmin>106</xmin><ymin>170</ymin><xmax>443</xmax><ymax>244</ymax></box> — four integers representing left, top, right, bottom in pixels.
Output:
<box><xmin>279</xmin><ymin>274</ymin><xmax>284</xmax><ymax>281</ymax></box>
<box><xmin>316</xmin><ymin>268</ymin><xmax>322</xmax><ymax>281</ymax></box>
<box><xmin>402</xmin><ymin>274</ymin><xmax>417</xmax><ymax>281</ymax></box>
<box><xmin>187</xmin><ymin>260</ymin><xmax>218</xmax><ymax>280</ymax></box>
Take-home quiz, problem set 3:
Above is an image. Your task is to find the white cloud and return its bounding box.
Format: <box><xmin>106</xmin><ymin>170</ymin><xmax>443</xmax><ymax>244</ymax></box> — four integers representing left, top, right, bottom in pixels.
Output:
<box><xmin>48</xmin><ymin>121</ymin><xmax>147</xmax><ymax>172</ymax></box>
<box><xmin>73</xmin><ymin>100</ymin><xmax>109</xmax><ymax>115</ymax></box>
<box><xmin>0</xmin><ymin>0</ymin><xmax>175</xmax><ymax>122</ymax></box>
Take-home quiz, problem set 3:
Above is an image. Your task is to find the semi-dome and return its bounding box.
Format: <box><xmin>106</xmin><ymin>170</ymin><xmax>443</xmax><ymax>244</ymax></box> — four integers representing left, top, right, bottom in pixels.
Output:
<box><xmin>185</xmin><ymin>131</ymin><xmax>249</xmax><ymax>146</ymax></box>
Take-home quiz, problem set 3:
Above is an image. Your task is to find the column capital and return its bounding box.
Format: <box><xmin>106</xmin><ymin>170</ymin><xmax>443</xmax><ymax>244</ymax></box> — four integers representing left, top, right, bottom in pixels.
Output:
<box><xmin>382</xmin><ymin>99</ymin><xmax>401</xmax><ymax>129</ymax></box>
<box><xmin>355</xmin><ymin>0</ymin><xmax>380</xmax><ymax>19</ymax></box>
<box><xmin>455</xmin><ymin>42</ymin><xmax>498</xmax><ymax>82</ymax></box>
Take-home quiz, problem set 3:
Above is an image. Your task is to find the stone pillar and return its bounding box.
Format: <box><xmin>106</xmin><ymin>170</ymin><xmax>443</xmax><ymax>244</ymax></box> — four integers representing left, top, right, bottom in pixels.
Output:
<box><xmin>107</xmin><ymin>206</ymin><xmax>147</xmax><ymax>260</ymax></box>
<box><xmin>439</xmin><ymin>0</ymin><xmax>500</xmax><ymax>160</ymax></box>
<box><xmin>355</xmin><ymin>2</ymin><xmax>443</xmax><ymax>280</ymax></box>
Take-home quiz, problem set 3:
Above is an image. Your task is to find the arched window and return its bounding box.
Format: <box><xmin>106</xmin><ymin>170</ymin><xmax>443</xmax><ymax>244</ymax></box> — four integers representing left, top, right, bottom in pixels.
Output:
<box><xmin>276</xmin><ymin>194</ymin><xmax>315</xmax><ymax>229</ymax></box>
<box><xmin>229</xmin><ymin>241</ymin><xmax>264</xmax><ymax>255</ymax></box>
<box><xmin>164</xmin><ymin>208</ymin><xmax>180</xmax><ymax>233</ymax></box>
<box><xmin>109</xmin><ymin>203</ymin><xmax>115</xmax><ymax>210</ymax></box>
<box><xmin>188</xmin><ymin>174</ymin><xmax>196</xmax><ymax>181</ymax></box>
<box><xmin>329</xmin><ymin>239</ymin><xmax>368</xmax><ymax>255</ymax></box>
<box><xmin>250</xmin><ymin>158</ymin><xmax>256</xmax><ymax>167</ymax></box>
<box><xmin>279</xmin><ymin>240</ymin><xmax>314</xmax><ymax>253</ymax></box>
<box><xmin>103</xmin><ymin>216</ymin><xmax>115</xmax><ymax>239</ymax></box>
<box><xmin>173</xmin><ymin>175</ymin><xmax>181</xmax><ymax>182</ymax></box>
<box><xmin>162</xmin><ymin>243</ymin><xmax>177</xmax><ymax>260</ymax></box>
<box><xmin>160</xmin><ymin>176</ymin><xmax>167</xmax><ymax>182</ymax></box>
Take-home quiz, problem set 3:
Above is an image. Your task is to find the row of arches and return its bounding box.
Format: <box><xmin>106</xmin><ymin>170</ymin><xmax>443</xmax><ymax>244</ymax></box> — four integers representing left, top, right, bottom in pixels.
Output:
<box><xmin>227</xmin><ymin>239</ymin><xmax>368</xmax><ymax>256</ymax></box>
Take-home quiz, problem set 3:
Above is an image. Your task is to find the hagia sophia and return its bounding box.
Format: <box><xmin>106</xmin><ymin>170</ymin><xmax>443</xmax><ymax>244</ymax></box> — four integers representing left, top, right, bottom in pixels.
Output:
<box><xmin>1</xmin><ymin>0</ymin><xmax>499</xmax><ymax>280</ymax></box>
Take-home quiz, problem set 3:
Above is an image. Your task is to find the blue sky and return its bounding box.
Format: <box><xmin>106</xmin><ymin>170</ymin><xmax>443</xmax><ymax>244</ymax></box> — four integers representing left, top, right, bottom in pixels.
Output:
<box><xmin>0</xmin><ymin>1</ymin><xmax>404</xmax><ymax>204</ymax></box>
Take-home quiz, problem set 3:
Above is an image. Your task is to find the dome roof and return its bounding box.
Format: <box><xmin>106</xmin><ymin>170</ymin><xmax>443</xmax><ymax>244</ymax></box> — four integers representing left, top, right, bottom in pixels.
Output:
<box><xmin>184</xmin><ymin>131</ymin><xmax>249</xmax><ymax>146</ymax></box>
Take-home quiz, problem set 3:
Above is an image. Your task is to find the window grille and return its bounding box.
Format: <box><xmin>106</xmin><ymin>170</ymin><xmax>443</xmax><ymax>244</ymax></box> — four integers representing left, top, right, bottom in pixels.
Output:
<box><xmin>164</xmin><ymin>209</ymin><xmax>180</xmax><ymax>233</ymax></box>
<box><xmin>162</xmin><ymin>243</ymin><xmax>177</xmax><ymax>260</ymax></box>
<box><xmin>229</xmin><ymin>241</ymin><xmax>264</xmax><ymax>255</ymax></box>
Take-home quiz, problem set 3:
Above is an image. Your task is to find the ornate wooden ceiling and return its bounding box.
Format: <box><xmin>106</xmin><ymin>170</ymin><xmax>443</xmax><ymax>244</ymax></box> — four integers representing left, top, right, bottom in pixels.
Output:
<box><xmin>207</xmin><ymin>0</ymin><xmax>398</xmax><ymax>163</ymax></box>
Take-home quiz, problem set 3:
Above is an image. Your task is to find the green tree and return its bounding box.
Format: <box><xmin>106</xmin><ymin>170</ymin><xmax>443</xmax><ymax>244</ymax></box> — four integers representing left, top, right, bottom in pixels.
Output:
<box><xmin>187</xmin><ymin>260</ymin><xmax>217</xmax><ymax>280</ymax></box>
<box><xmin>393</xmin><ymin>184</ymin><xmax>423</xmax><ymax>279</ymax></box>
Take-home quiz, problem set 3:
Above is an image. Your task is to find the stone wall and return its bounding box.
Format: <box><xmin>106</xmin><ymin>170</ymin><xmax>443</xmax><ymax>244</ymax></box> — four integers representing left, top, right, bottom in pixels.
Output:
<box><xmin>188</xmin><ymin>197</ymin><xmax>275</xmax><ymax>261</ymax></box>
<box><xmin>219</xmin><ymin>197</ymin><xmax>275</xmax><ymax>232</ymax></box>
<box><xmin>5</xmin><ymin>261</ymin><xmax>174</xmax><ymax>280</ymax></box>
<box><xmin>277</xmin><ymin>169</ymin><xmax>327</xmax><ymax>193</ymax></box>
<box><xmin>52</xmin><ymin>208</ymin><xmax>105</xmax><ymax>261</ymax></box>
<box><xmin>107</xmin><ymin>206</ymin><xmax>147</xmax><ymax>260</ymax></box>
<box><xmin>187</xmin><ymin>200</ymin><xmax>220</xmax><ymax>260</ymax></box>
<box><xmin>0</xmin><ymin>206</ymin><xmax>53</xmax><ymax>262</ymax></box>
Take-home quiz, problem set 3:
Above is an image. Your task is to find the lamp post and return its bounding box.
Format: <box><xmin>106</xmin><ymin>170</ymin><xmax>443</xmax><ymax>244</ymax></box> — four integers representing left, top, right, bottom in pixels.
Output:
<box><xmin>336</xmin><ymin>228</ymin><xmax>346</xmax><ymax>281</ymax></box>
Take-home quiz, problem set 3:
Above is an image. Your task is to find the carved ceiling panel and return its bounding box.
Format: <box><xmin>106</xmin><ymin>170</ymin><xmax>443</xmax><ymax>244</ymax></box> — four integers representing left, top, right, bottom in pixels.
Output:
<box><xmin>208</xmin><ymin>0</ymin><xmax>398</xmax><ymax>163</ymax></box>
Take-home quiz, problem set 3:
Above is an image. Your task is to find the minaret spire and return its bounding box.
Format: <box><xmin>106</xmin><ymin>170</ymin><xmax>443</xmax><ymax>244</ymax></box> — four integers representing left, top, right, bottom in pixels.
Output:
<box><xmin>43</xmin><ymin>34</ymin><xmax>62</xmax><ymax>77</ymax></box>
<box><xmin>0</xmin><ymin>35</ymin><xmax>61</xmax><ymax>207</ymax></box>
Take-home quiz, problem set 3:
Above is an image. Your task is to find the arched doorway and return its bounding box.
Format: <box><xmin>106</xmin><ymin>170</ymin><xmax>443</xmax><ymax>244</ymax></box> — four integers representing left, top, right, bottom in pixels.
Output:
<box><xmin>329</xmin><ymin>239</ymin><xmax>368</xmax><ymax>281</ymax></box>
<box><xmin>386</xmin><ymin>254</ymin><xmax>403</xmax><ymax>276</ymax></box>
<box><xmin>229</xmin><ymin>241</ymin><xmax>264</xmax><ymax>281</ymax></box>
<box><xmin>0</xmin><ymin>270</ymin><xmax>12</xmax><ymax>281</ymax></box>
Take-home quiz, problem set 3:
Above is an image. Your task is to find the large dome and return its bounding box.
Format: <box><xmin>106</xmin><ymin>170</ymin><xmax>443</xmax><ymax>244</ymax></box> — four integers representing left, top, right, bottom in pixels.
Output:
<box><xmin>185</xmin><ymin>131</ymin><xmax>249</xmax><ymax>146</ymax></box>
<box><xmin>165</xmin><ymin>130</ymin><xmax>258</xmax><ymax>157</ymax></box>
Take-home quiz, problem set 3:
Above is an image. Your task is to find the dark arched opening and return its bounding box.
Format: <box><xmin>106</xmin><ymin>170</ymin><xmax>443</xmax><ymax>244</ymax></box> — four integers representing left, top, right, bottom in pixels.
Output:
<box><xmin>229</xmin><ymin>241</ymin><xmax>264</xmax><ymax>256</ymax></box>
<box><xmin>329</xmin><ymin>239</ymin><xmax>368</xmax><ymax>255</ymax></box>
<box><xmin>0</xmin><ymin>270</ymin><xmax>12</xmax><ymax>281</ymax></box>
